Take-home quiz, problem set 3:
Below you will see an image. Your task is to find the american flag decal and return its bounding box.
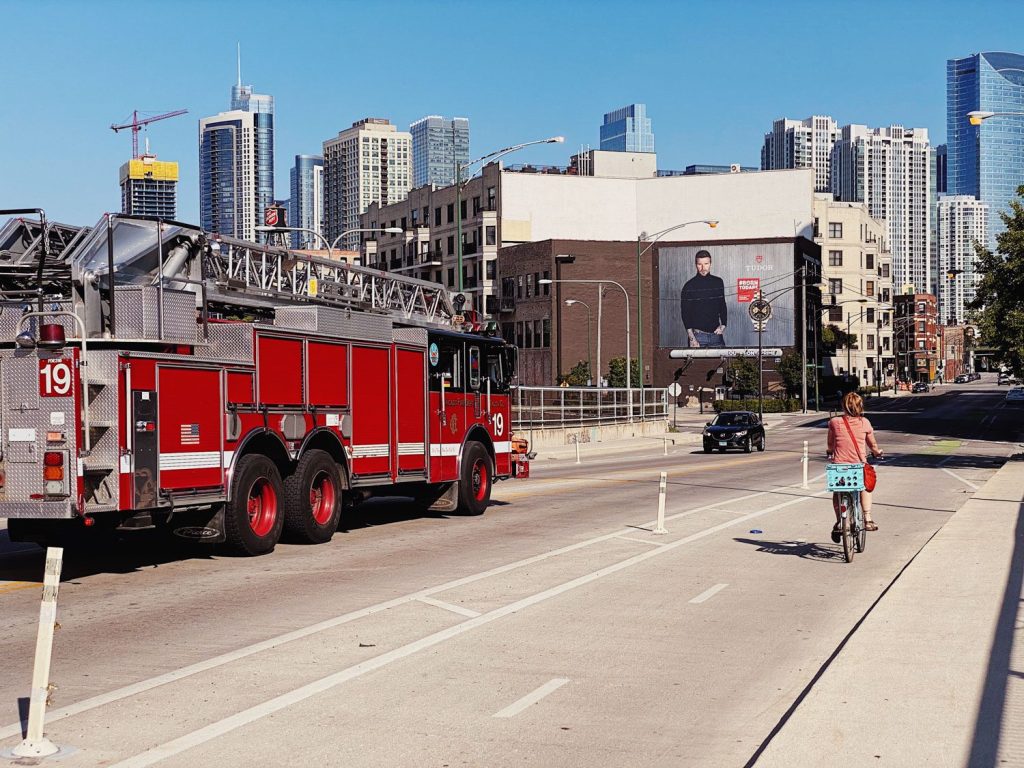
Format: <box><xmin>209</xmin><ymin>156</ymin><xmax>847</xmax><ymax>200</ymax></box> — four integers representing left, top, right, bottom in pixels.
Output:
<box><xmin>180</xmin><ymin>423</ymin><xmax>200</xmax><ymax>446</ymax></box>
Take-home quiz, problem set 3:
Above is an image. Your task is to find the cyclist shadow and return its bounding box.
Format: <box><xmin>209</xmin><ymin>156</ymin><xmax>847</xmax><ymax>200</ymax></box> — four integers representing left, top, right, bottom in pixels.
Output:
<box><xmin>733</xmin><ymin>537</ymin><xmax>847</xmax><ymax>563</ymax></box>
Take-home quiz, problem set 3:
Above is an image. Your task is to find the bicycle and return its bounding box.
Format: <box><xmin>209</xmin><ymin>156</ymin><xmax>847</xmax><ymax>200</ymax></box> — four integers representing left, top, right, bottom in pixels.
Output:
<box><xmin>825</xmin><ymin>462</ymin><xmax>866</xmax><ymax>563</ymax></box>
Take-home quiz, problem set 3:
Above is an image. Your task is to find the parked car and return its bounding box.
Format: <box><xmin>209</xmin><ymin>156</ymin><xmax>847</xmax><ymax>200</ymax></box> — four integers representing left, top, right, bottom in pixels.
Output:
<box><xmin>954</xmin><ymin>374</ymin><xmax>970</xmax><ymax>384</ymax></box>
<box><xmin>911</xmin><ymin>381</ymin><xmax>930</xmax><ymax>393</ymax></box>
<box><xmin>971</xmin><ymin>372</ymin><xmax>982</xmax><ymax>381</ymax></box>
<box><xmin>1005</xmin><ymin>387</ymin><xmax>1024</xmax><ymax>404</ymax></box>
<box><xmin>702</xmin><ymin>411</ymin><xmax>766</xmax><ymax>453</ymax></box>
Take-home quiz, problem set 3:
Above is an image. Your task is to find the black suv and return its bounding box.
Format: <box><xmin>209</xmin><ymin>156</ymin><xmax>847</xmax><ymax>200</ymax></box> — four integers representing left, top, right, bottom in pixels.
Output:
<box><xmin>702</xmin><ymin>411</ymin><xmax>766</xmax><ymax>453</ymax></box>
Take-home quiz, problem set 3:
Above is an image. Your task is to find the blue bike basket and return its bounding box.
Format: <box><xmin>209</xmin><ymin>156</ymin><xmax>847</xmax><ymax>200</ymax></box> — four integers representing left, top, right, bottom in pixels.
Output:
<box><xmin>825</xmin><ymin>463</ymin><xmax>865</xmax><ymax>492</ymax></box>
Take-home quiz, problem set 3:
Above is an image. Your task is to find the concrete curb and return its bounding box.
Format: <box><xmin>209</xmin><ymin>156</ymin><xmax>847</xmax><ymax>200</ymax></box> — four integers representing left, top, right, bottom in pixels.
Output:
<box><xmin>752</xmin><ymin>455</ymin><xmax>1024</xmax><ymax>766</ymax></box>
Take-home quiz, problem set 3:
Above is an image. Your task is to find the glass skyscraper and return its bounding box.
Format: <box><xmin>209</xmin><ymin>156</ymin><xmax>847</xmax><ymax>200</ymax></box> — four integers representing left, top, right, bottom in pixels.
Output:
<box><xmin>410</xmin><ymin>116</ymin><xmax>469</xmax><ymax>188</ymax></box>
<box><xmin>289</xmin><ymin>154</ymin><xmax>324</xmax><ymax>249</ymax></box>
<box><xmin>600</xmin><ymin>104</ymin><xmax>655</xmax><ymax>153</ymax></box>
<box><xmin>947</xmin><ymin>52</ymin><xmax>1024</xmax><ymax>249</ymax></box>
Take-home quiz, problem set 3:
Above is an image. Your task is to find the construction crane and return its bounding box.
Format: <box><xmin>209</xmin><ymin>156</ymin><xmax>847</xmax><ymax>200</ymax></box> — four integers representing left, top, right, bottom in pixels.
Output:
<box><xmin>110</xmin><ymin>109</ymin><xmax>188</xmax><ymax>158</ymax></box>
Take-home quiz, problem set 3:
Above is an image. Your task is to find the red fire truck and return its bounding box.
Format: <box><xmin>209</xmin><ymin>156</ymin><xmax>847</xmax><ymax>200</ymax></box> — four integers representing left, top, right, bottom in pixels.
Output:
<box><xmin>0</xmin><ymin>212</ymin><xmax>530</xmax><ymax>555</ymax></box>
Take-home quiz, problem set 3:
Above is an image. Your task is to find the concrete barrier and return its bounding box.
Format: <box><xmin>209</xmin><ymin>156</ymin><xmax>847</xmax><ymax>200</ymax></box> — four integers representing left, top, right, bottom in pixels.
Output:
<box><xmin>518</xmin><ymin>419</ymin><xmax>670</xmax><ymax>451</ymax></box>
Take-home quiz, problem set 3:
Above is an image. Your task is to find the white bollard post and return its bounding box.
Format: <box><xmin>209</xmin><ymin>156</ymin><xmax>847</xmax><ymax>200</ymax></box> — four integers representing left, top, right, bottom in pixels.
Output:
<box><xmin>802</xmin><ymin>440</ymin><xmax>809</xmax><ymax>490</ymax></box>
<box><xmin>654</xmin><ymin>472</ymin><xmax>668</xmax><ymax>535</ymax></box>
<box><xmin>574</xmin><ymin>436</ymin><xmax>581</xmax><ymax>465</ymax></box>
<box><xmin>12</xmin><ymin>547</ymin><xmax>64</xmax><ymax>758</ymax></box>
<box><xmin>663</xmin><ymin>437</ymin><xmax>669</xmax><ymax>456</ymax></box>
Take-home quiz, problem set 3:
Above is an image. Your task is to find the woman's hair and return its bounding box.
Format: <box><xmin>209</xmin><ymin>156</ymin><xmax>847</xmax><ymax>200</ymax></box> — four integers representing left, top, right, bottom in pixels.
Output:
<box><xmin>842</xmin><ymin>391</ymin><xmax>864</xmax><ymax>417</ymax></box>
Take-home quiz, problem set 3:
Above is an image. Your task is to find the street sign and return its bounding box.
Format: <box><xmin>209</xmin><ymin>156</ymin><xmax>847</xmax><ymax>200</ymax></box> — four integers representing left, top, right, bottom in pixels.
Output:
<box><xmin>667</xmin><ymin>382</ymin><xmax>682</xmax><ymax>396</ymax></box>
<box><xmin>748</xmin><ymin>298</ymin><xmax>772</xmax><ymax>322</ymax></box>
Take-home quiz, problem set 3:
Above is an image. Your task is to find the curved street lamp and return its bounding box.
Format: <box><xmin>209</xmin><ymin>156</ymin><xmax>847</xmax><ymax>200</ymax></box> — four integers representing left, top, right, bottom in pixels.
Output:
<box><xmin>455</xmin><ymin>136</ymin><xmax>564</xmax><ymax>295</ymax></box>
<box><xmin>564</xmin><ymin>298</ymin><xmax>593</xmax><ymax>384</ymax></box>
<box><xmin>635</xmin><ymin>220</ymin><xmax>719</xmax><ymax>397</ymax></box>
<box><xmin>255</xmin><ymin>225</ymin><xmax>403</xmax><ymax>264</ymax></box>
<box><xmin>967</xmin><ymin>110</ymin><xmax>1024</xmax><ymax>125</ymax></box>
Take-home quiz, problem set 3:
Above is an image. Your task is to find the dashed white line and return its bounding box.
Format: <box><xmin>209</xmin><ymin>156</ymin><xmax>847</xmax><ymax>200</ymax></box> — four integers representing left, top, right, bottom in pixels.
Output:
<box><xmin>616</xmin><ymin>534</ymin><xmax>667</xmax><ymax>547</ymax></box>
<box><xmin>492</xmin><ymin>678</ymin><xmax>570</xmax><ymax>718</ymax></box>
<box><xmin>689</xmin><ymin>583</ymin><xmax>729</xmax><ymax>604</ymax></box>
<box><xmin>417</xmin><ymin>596</ymin><xmax>481</xmax><ymax>618</ymax></box>
<box><xmin>108</xmin><ymin>490</ymin><xmax>826</xmax><ymax>768</ymax></box>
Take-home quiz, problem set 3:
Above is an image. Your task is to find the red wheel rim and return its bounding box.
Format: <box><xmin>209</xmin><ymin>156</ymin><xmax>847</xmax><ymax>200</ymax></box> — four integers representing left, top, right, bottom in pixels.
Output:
<box><xmin>471</xmin><ymin>458</ymin><xmax>489</xmax><ymax>502</ymax></box>
<box><xmin>246</xmin><ymin>477</ymin><xmax>278</xmax><ymax>537</ymax></box>
<box><xmin>309</xmin><ymin>470</ymin><xmax>336</xmax><ymax>525</ymax></box>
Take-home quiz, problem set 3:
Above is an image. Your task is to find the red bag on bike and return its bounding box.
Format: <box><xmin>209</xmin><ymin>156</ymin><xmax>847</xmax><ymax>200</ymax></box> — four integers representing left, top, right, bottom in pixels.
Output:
<box><xmin>842</xmin><ymin>416</ymin><xmax>877</xmax><ymax>492</ymax></box>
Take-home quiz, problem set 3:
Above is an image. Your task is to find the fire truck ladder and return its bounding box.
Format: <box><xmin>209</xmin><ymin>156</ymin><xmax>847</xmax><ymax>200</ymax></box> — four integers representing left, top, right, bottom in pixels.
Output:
<box><xmin>206</xmin><ymin>234</ymin><xmax>457</xmax><ymax>328</ymax></box>
<box><xmin>0</xmin><ymin>217</ymin><xmax>91</xmax><ymax>299</ymax></box>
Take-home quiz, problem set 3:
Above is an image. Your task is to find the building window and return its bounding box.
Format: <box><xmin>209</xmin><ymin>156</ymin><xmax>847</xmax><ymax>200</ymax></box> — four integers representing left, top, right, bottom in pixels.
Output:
<box><xmin>487</xmin><ymin>186</ymin><xmax>496</xmax><ymax>209</ymax></box>
<box><xmin>517</xmin><ymin>275</ymin><xmax>523</xmax><ymax>299</ymax></box>
<box><xmin>542</xmin><ymin>319</ymin><xmax>551</xmax><ymax>348</ymax></box>
<box><xmin>446</xmin><ymin>203</ymin><xmax>454</xmax><ymax>223</ymax></box>
<box><xmin>829</xmin><ymin>278</ymin><xmax>843</xmax><ymax>295</ymax></box>
<box><xmin>472</xmin><ymin>196</ymin><xmax>481</xmax><ymax>215</ymax></box>
<box><xmin>434</xmin><ymin>207</ymin><xmax>441</xmax><ymax>226</ymax></box>
<box><xmin>829</xmin><ymin>222</ymin><xmax>843</xmax><ymax>238</ymax></box>
<box><xmin>918</xmin><ymin>321</ymin><xmax>926</xmax><ymax>333</ymax></box>
<box><xmin>866</xmin><ymin>308</ymin><xmax>875</xmax><ymax>323</ymax></box>
<box><xmin>829</xmin><ymin>250</ymin><xmax>843</xmax><ymax>267</ymax></box>
<box><xmin>486</xmin><ymin>226</ymin><xmax>496</xmax><ymax>246</ymax></box>
<box><xmin>865</xmin><ymin>280</ymin><xmax>875</xmax><ymax>297</ymax></box>
<box><xmin>883</xmin><ymin>336</ymin><xmax>890</xmax><ymax>350</ymax></box>
<box><xmin>447</xmin><ymin>235</ymin><xmax>454</xmax><ymax>255</ymax></box>
<box><xmin>828</xmin><ymin>306</ymin><xmax>843</xmax><ymax>322</ymax></box>
<box><xmin>881</xmin><ymin>264</ymin><xmax>890</xmax><ymax>278</ymax></box>
<box><xmin>866</xmin><ymin>254</ymin><xmax>874</xmax><ymax>270</ymax></box>
<box><xmin>460</xmin><ymin>199</ymin><xmax>467</xmax><ymax>219</ymax></box>
<box><xmin>542</xmin><ymin>270</ymin><xmax>550</xmax><ymax>295</ymax></box>
<box><xmin>867</xmin><ymin>335</ymin><xmax>875</xmax><ymax>350</ymax></box>
<box><xmin>533</xmin><ymin>320</ymin><xmax>542</xmax><ymax>348</ymax></box>
<box><xmin>486</xmin><ymin>260</ymin><xmax>496</xmax><ymax>280</ymax></box>
<box><xmin>813</xmin><ymin>217</ymin><xmax>820</xmax><ymax>238</ymax></box>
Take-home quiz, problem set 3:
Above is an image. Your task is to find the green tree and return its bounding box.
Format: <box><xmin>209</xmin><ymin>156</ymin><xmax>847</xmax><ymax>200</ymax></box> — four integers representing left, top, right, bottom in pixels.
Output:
<box><xmin>605</xmin><ymin>356</ymin><xmax>641</xmax><ymax>388</ymax></box>
<box><xmin>728</xmin><ymin>357</ymin><xmax>759</xmax><ymax>395</ymax></box>
<box><xmin>564</xmin><ymin>360</ymin><xmax>591</xmax><ymax>387</ymax></box>
<box><xmin>821</xmin><ymin>324</ymin><xmax>856</xmax><ymax>354</ymax></box>
<box><xmin>969</xmin><ymin>184</ymin><xmax>1024</xmax><ymax>378</ymax></box>
<box><xmin>776</xmin><ymin>350</ymin><xmax>804</xmax><ymax>397</ymax></box>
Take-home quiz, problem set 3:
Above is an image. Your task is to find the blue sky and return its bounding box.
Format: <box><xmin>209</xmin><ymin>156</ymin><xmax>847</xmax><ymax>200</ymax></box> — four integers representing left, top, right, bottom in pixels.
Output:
<box><xmin>2</xmin><ymin>0</ymin><xmax>1021</xmax><ymax>226</ymax></box>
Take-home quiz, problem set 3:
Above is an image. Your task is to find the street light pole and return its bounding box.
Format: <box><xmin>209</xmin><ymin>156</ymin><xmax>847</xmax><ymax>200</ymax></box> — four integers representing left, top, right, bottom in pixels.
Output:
<box><xmin>328</xmin><ymin>227</ymin><xmax>403</xmax><ymax>263</ymax></box>
<box><xmin>455</xmin><ymin>135</ymin><xmax>565</xmax><ymax>300</ymax></box>
<box><xmin>565</xmin><ymin>299</ymin><xmax>593</xmax><ymax>384</ymax></box>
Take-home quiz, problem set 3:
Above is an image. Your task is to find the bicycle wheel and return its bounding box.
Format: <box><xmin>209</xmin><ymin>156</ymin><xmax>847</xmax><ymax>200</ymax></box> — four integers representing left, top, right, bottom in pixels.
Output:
<box><xmin>839</xmin><ymin>492</ymin><xmax>855</xmax><ymax>563</ymax></box>
<box><xmin>855</xmin><ymin>498</ymin><xmax>867</xmax><ymax>554</ymax></box>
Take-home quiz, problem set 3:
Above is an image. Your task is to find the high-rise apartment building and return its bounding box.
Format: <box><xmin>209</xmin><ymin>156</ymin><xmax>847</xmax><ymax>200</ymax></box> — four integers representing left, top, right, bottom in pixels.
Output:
<box><xmin>936</xmin><ymin>195</ymin><xmax>988</xmax><ymax>326</ymax></box>
<box><xmin>119</xmin><ymin>157</ymin><xmax>178</xmax><ymax>218</ymax></box>
<box><xmin>831</xmin><ymin>125</ymin><xmax>932</xmax><ymax>294</ymax></box>
<box><xmin>289</xmin><ymin>155</ymin><xmax>324</xmax><ymax>249</ymax></box>
<box><xmin>323</xmin><ymin>118</ymin><xmax>412</xmax><ymax>252</ymax></box>
<box><xmin>600</xmin><ymin>104</ymin><xmax>655</xmax><ymax>153</ymax></box>
<box><xmin>199</xmin><ymin>79</ymin><xmax>275</xmax><ymax>242</ymax></box>
<box><xmin>934</xmin><ymin>144</ymin><xmax>947</xmax><ymax>194</ymax></box>
<box><xmin>947</xmin><ymin>52</ymin><xmax>1024</xmax><ymax>250</ymax></box>
<box><xmin>761</xmin><ymin>116</ymin><xmax>839</xmax><ymax>193</ymax></box>
<box><xmin>410</xmin><ymin>116</ymin><xmax>469</xmax><ymax>188</ymax></box>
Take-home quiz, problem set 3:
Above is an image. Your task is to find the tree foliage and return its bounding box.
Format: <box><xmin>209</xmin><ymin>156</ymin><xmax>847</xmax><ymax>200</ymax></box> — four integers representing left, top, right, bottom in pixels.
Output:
<box><xmin>821</xmin><ymin>324</ymin><xmax>856</xmax><ymax>353</ymax></box>
<box><xmin>776</xmin><ymin>350</ymin><xmax>805</xmax><ymax>397</ymax></box>
<box><xmin>969</xmin><ymin>184</ymin><xmax>1024</xmax><ymax>378</ymax></box>
<box><xmin>606</xmin><ymin>356</ymin><xmax>641</xmax><ymax>388</ymax></box>
<box><xmin>728</xmin><ymin>357</ymin><xmax>759</xmax><ymax>395</ymax></box>
<box><xmin>563</xmin><ymin>360</ymin><xmax>591</xmax><ymax>387</ymax></box>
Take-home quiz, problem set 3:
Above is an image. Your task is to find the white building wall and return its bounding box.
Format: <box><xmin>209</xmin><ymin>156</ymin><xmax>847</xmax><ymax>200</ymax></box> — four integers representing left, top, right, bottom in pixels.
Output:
<box><xmin>499</xmin><ymin>168</ymin><xmax>814</xmax><ymax>244</ymax></box>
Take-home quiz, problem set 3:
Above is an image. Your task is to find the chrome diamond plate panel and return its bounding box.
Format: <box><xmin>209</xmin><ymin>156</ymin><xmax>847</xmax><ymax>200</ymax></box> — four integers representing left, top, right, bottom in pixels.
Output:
<box><xmin>392</xmin><ymin>327</ymin><xmax>427</xmax><ymax>347</ymax></box>
<box><xmin>274</xmin><ymin>306</ymin><xmax>392</xmax><ymax>343</ymax></box>
<box><xmin>208</xmin><ymin>323</ymin><xmax>255</xmax><ymax>363</ymax></box>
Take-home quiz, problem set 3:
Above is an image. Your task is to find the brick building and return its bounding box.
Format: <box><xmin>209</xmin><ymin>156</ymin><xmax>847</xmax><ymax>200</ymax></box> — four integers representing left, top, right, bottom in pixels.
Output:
<box><xmin>893</xmin><ymin>293</ymin><xmax>940</xmax><ymax>383</ymax></box>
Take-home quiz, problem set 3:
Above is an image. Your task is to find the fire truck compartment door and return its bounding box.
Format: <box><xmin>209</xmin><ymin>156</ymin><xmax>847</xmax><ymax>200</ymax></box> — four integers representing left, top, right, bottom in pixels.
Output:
<box><xmin>133</xmin><ymin>391</ymin><xmax>159</xmax><ymax>508</ymax></box>
<box><xmin>351</xmin><ymin>346</ymin><xmax>391</xmax><ymax>477</ymax></box>
<box><xmin>395</xmin><ymin>348</ymin><xmax>426</xmax><ymax>475</ymax></box>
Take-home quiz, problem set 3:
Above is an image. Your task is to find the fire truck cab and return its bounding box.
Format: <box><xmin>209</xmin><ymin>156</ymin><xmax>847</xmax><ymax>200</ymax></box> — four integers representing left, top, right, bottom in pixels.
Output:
<box><xmin>0</xmin><ymin>213</ymin><xmax>529</xmax><ymax>555</ymax></box>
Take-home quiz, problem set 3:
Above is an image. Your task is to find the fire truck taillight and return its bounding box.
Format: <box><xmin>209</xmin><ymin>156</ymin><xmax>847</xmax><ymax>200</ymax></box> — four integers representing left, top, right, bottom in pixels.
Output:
<box><xmin>43</xmin><ymin>451</ymin><xmax>65</xmax><ymax>487</ymax></box>
<box><xmin>0</xmin><ymin>468</ymin><xmax>6</xmax><ymax>489</ymax></box>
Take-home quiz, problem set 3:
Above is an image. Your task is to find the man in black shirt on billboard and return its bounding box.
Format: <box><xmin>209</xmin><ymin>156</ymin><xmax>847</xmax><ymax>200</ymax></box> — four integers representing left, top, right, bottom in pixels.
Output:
<box><xmin>680</xmin><ymin>250</ymin><xmax>727</xmax><ymax>347</ymax></box>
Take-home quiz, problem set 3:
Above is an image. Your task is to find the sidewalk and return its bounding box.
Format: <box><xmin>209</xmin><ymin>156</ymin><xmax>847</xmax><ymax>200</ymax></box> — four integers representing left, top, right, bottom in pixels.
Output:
<box><xmin>753</xmin><ymin>454</ymin><xmax>1024</xmax><ymax>767</ymax></box>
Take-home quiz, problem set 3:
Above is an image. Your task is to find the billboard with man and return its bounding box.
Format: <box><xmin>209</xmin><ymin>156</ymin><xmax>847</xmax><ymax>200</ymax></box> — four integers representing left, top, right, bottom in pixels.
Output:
<box><xmin>658</xmin><ymin>242</ymin><xmax>796</xmax><ymax>350</ymax></box>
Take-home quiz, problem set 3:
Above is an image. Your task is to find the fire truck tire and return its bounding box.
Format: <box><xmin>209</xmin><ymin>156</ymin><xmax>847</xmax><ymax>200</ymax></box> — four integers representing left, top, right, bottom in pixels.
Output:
<box><xmin>456</xmin><ymin>441</ymin><xmax>492</xmax><ymax>516</ymax></box>
<box><xmin>224</xmin><ymin>454</ymin><xmax>285</xmax><ymax>556</ymax></box>
<box><xmin>283</xmin><ymin>450</ymin><xmax>343</xmax><ymax>544</ymax></box>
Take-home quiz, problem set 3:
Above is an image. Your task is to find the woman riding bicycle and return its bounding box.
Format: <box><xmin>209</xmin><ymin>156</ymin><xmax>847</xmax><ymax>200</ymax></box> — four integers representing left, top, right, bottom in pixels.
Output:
<box><xmin>827</xmin><ymin>391</ymin><xmax>883</xmax><ymax>541</ymax></box>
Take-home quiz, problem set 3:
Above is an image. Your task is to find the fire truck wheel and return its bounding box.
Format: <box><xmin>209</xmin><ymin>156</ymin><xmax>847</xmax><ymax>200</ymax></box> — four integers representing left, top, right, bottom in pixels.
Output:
<box><xmin>283</xmin><ymin>450</ymin><xmax>343</xmax><ymax>544</ymax></box>
<box><xmin>224</xmin><ymin>454</ymin><xmax>285</xmax><ymax>556</ymax></box>
<box><xmin>456</xmin><ymin>441</ymin><xmax>492</xmax><ymax>516</ymax></box>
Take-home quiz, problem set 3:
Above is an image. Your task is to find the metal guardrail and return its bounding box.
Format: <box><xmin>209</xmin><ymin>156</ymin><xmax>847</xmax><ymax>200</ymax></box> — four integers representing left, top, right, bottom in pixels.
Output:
<box><xmin>513</xmin><ymin>386</ymin><xmax>667</xmax><ymax>428</ymax></box>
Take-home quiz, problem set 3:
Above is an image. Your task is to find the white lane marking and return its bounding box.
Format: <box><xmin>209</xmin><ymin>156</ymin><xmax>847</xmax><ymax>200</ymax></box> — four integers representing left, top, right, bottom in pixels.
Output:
<box><xmin>689</xmin><ymin>583</ymin><xmax>729</xmax><ymax>604</ymax></box>
<box><xmin>0</xmin><ymin>478</ymin><xmax>817</xmax><ymax>742</ymax></box>
<box><xmin>942</xmin><ymin>467</ymin><xmax>980</xmax><ymax>490</ymax></box>
<box><xmin>615</xmin><ymin>534</ymin><xmax>666</xmax><ymax>547</ymax></box>
<box><xmin>492</xmin><ymin>678</ymin><xmax>571</xmax><ymax>719</ymax></box>
<box><xmin>109</xmin><ymin>490</ymin><xmax>826</xmax><ymax>768</ymax></box>
<box><xmin>416</xmin><ymin>597</ymin><xmax>481</xmax><ymax>618</ymax></box>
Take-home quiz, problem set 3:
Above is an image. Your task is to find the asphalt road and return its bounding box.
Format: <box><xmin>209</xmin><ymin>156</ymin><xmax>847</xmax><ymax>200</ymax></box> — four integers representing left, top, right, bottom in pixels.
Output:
<box><xmin>0</xmin><ymin>379</ymin><xmax>1020</xmax><ymax>767</ymax></box>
